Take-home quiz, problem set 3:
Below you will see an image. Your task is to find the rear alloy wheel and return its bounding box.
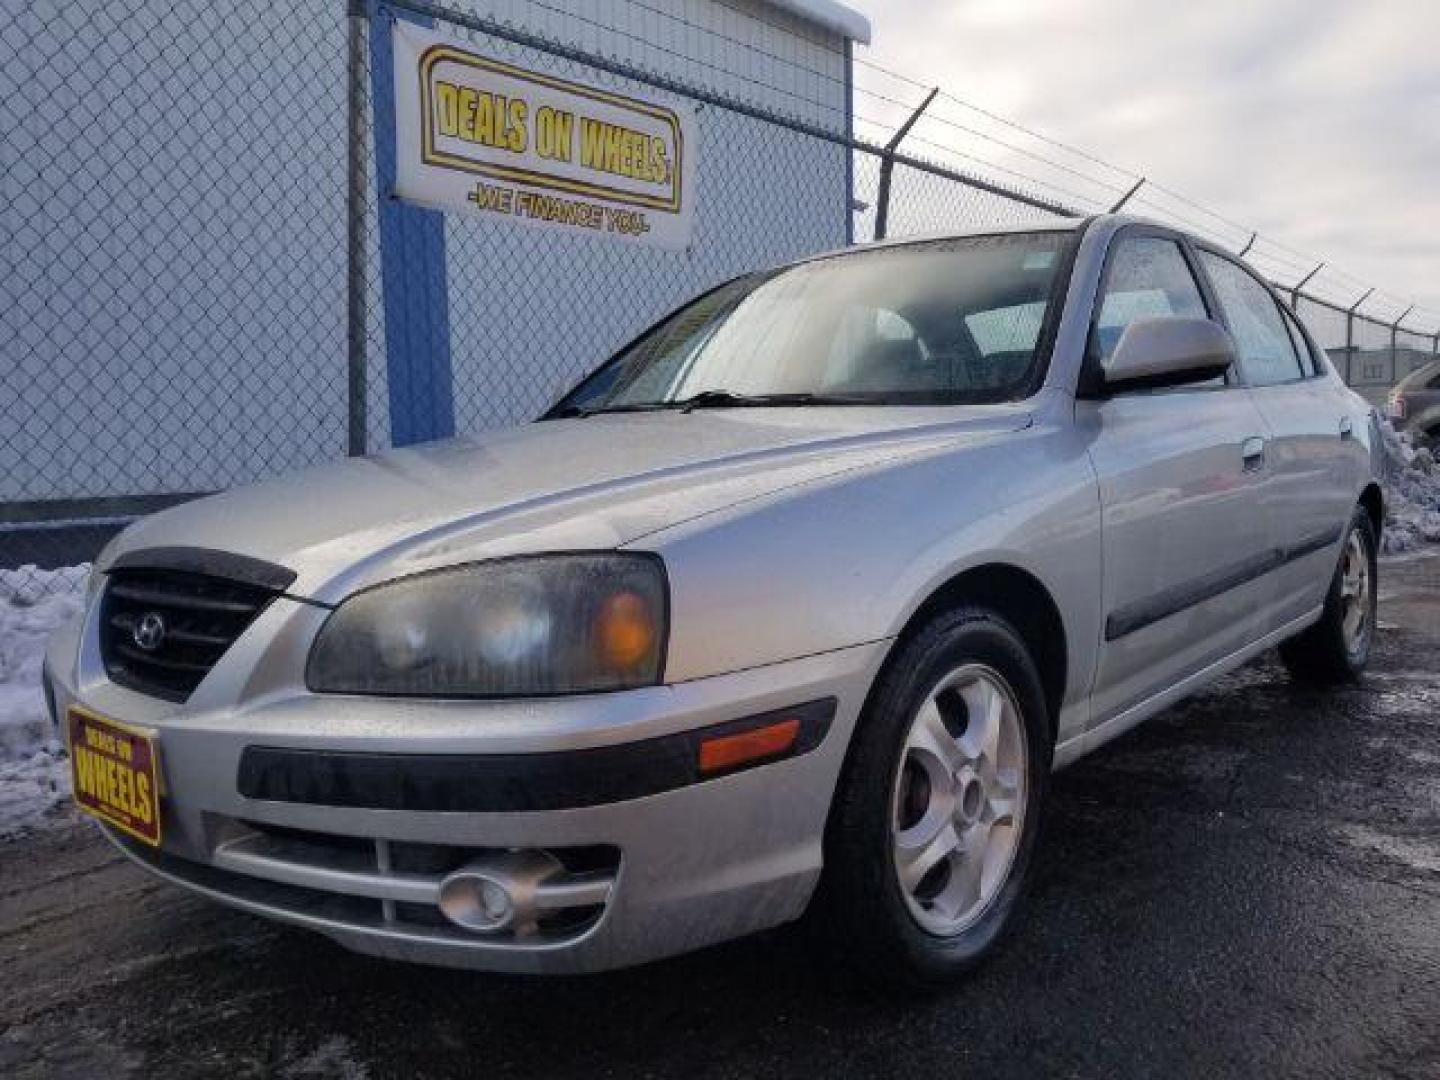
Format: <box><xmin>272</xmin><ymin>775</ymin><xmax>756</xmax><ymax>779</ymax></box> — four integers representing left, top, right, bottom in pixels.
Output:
<box><xmin>1338</xmin><ymin>529</ymin><xmax>1373</xmax><ymax>655</ymax></box>
<box><xmin>817</xmin><ymin>607</ymin><xmax>1050</xmax><ymax>988</ymax></box>
<box><xmin>1279</xmin><ymin>506</ymin><xmax>1377</xmax><ymax>684</ymax></box>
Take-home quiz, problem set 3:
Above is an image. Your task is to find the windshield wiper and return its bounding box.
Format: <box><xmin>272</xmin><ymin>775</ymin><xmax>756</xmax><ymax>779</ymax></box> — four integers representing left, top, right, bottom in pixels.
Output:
<box><xmin>676</xmin><ymin>390</ymin><xmax>871</xmax><ymax>413</ymax></box>
<box><xmin>548</xmin><ymin>399</ymin><xmax>685</xmax><ymax>419</ymax></box>
<box><xmin>552</xmin><ymin>390</ymin><xmax>873</xmax><ymax>418</ymax></box>
<box><xmin>678</xmin><ymin>389</ymin><xmax>774</xmax><ymax>412</ymax></box>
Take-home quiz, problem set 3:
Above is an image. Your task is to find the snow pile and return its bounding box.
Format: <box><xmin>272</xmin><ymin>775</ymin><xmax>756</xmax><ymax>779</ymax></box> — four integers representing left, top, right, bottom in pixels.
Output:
<box><xmin>1377</xmin><ymin>420</ymin><xmax>1440</xmax><ymax>554</ymax></box>
<box><xmin>0</xmin><ymin>565</ymin><xmax>87</xmax><ymax>836</ymax></box>
<box><xmin>0</xmin><ymin>745</ymin><xmax>74</xmax><ymax>837</ymax></box>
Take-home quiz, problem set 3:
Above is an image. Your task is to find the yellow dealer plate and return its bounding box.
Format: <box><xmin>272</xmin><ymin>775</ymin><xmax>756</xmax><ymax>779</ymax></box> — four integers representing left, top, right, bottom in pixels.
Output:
<box><xmin>67</xmin><ymin>705</ymin><xmax>162</xmax><ymax>847</ymax></box>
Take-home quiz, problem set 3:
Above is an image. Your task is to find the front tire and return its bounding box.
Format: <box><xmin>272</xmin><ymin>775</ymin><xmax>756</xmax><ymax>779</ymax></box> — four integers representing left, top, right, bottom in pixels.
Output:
<box><xmin>1279</xmin><ymin>506</ymin><xmax>1377</xmax><ymax>684</ymax></box>
<box><xmin>816</xmin><ymin>607</ymin><xmax>1051</xmax><ymax>988</ymax></box>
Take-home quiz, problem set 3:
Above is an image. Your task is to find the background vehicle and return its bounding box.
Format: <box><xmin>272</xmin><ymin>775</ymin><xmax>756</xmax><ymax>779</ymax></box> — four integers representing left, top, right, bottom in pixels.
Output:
<box><xmin>1387</xmin><ymin>359</ymin><xmax>1440</xmax><ymax>447</ymax></box>
<box><xmin>45</xmin><ymin>215</ymin><xmax>1383</xmax><ymax>986</ymax></box>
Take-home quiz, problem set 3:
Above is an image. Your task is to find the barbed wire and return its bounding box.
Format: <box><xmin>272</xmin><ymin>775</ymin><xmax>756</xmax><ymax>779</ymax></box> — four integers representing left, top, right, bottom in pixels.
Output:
<box><xmin>852</xmin><ymin>119</ymin><xmax>1112</xmax><ymax>214</ymax></box>
<box><xmin>852</xmin><ymin>49</ymin><xmax>1440</xmax><ymax>333</ymax></box>
<box><xmin>855</xmin><ymin>54</ymin><xmax>1141</xmax><ymax>183</ymax></box>
<box><xmin>854</xmin><ymin>83</ymin><xmax>1132</xmax><ymax>200</ymax></box>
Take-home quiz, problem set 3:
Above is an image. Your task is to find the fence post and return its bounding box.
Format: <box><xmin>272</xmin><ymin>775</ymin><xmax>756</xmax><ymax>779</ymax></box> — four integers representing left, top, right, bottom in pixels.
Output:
<box><xmin>345</xmin><ymin>0</ymin><xmax>370</xmax><ymax>456</ymax></box>
<box><xmin>873</xmin><ymin>87</ymin><xmax>938</xmax><ymax>242</ymax></box>
<box><xmin>1391</xmin><ymin>305</ymin><xmax>1414</xmax><ymax>385</ymax></box>
<box><xmin>1109</xmin><ymin>177</ymin><xmax>1145</xmax><ymax>212</ymax></box>
<box><xmin>1291</xmin><ymin>261</ymin><xmax>1324</xmax><ymax>309</ymax></box>
<box><xmin>1343</xmin><ymin>314</ymin><xmax>1353</xmax><ymax>385</ymax></box>
<box><xmin>1344</xmin><ymin>288</ymin><xmax>1373</xmax><ymax>386</ymax></box>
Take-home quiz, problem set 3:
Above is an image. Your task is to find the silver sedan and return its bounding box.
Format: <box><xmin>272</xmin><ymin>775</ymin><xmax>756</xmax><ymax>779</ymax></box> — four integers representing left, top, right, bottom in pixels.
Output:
<box><xmin>47</xmin><ymin>214</ymin><xmax>1383</xmax><ymax>985</ymax></box>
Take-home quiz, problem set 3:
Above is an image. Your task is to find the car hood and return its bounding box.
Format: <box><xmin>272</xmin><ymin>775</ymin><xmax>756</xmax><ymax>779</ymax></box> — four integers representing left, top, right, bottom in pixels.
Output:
<box><xmin>105</xmin><ymin>407</ymin><xmax>1030</xmax><ymax>601</ymax></box>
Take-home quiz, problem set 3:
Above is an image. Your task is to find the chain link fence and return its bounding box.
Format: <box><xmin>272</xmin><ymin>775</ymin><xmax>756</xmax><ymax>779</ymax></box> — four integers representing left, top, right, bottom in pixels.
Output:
<box><xmin>3</xmin><ymin>0</ymin><xmax>1437</xmax><ymax>593</ymax></box>
<box><xmin>3</xmin><ymin>0</ymin><xmax>353</xmax><ymax>586</ymax></box>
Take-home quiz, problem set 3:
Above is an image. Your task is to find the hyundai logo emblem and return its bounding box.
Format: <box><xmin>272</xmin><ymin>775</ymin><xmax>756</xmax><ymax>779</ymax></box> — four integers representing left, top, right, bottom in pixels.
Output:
<box><xmin>132</xmin><ymin>612</ymin><xmax>167</xmax><ymax>652</ymax></box>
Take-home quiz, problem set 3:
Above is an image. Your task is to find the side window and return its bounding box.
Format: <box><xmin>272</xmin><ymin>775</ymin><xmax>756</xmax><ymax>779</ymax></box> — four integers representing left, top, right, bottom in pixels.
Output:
<box><xmin>1199</xmin><ymin>252</ymin><xmax>1305</xmax><ymax>386</ymax></box>
<box><xmin>1093</xmin><ymin>237</ymin><xmax>1209</xmax><ymax>363</ymax></box>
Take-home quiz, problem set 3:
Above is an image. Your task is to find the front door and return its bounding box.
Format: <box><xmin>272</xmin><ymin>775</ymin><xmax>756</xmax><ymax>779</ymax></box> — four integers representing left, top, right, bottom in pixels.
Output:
<box><xmin>1078</xmin><ymin>230</ymin><xmax>1277</xmax><ymax>724</ymax></box>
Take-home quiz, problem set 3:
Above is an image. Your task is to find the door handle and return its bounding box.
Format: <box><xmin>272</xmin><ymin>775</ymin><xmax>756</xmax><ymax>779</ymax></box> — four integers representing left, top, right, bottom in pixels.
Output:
<box><xmin>1241</xmin><ymin>436</ymin><xmax>1266</xmax><ymax>472</ymax></box>
<box><xmin>1339</xmin><ymin>416</ymin><xmax>1354</xmax><ymax>439</ymax></box>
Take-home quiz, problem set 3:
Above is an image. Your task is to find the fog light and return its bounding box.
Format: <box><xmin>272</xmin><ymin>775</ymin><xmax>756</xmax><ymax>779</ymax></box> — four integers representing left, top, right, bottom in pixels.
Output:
<box><xmin>438</xmin><ymin>873</ymin><xmax>516</xmax><ymax>933</ymax></box>
<box><xmin>436</xmin><ymin>850</ymin><xmax>567</xmax><ymax>935</ymax></box>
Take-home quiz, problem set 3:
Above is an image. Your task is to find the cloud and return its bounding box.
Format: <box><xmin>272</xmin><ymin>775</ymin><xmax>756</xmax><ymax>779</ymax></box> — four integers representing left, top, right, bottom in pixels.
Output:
<box><xmin>850</xmin><ymin>0</ymin><xmax>1440</xmax><ymax>326</ymax></box>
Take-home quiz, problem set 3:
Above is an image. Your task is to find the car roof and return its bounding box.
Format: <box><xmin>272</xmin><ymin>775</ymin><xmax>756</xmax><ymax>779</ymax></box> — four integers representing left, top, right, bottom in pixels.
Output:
<box><xmin>845</xmin><ymin>215</ymin><xmax>1087</xmax><ymax>254</ymax></box>
<box><xmin>794</xmin><ymin>213</ymin><xmax>1194</xmax><ymax>268</ymax></box>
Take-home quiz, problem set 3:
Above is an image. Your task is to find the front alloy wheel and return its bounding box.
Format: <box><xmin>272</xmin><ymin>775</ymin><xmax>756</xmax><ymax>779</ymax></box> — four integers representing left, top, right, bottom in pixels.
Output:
<box><xmin>817</xmin><ymin>607</ymin><xmax>1050</xmax><ymax>988</ymax></box>
<box><xmin>892</xmin><ymin>664</ymin><xmax>1028</xmax><ymax>937</ymax></box>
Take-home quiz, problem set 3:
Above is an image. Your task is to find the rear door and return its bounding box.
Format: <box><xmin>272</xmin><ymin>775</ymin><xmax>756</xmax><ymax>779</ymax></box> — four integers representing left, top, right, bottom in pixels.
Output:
<box><xmin>1079</xmin><ymin>229</ymin><xmax>1277</xmax><ymax>724</ymax></box>
<box><xmin>1194</xmin><ymin>249</ymin><xmax>1355</xmax><ymax>623</ymax></box>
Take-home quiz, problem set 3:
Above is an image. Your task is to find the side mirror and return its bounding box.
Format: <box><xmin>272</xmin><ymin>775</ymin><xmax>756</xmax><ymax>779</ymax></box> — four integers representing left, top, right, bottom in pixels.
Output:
<box><xmin>1102</xmin><ymin>316</ymin><xmax>1237</xmax><ymax>393</ymax></box>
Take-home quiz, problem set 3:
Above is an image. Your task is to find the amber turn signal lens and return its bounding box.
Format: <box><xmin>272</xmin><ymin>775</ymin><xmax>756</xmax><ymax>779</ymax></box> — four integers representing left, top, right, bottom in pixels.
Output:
<box><xmin>595</xmin><ymin>590</ymin><xmax>656</xmax><ymax>668</ymax></box>
<box><xmin>698</xmin><ymin>718</ymin><xmax>801</xmax><ymax>775</ymax></box>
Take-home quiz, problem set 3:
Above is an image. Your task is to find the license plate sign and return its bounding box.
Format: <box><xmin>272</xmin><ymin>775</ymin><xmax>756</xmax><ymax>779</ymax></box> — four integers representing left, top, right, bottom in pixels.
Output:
<box><xmin>68</xmin><ymin>706</ymin><xmax>162</xmax><ymax>846</ymax></box>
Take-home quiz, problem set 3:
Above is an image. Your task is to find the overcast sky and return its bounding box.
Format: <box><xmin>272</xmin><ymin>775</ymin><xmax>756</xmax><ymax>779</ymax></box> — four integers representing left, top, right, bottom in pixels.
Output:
<box><xmin>848</xmin><ymin>0</ymin><xmax>1440</xmax><ymax>329</ymax></box>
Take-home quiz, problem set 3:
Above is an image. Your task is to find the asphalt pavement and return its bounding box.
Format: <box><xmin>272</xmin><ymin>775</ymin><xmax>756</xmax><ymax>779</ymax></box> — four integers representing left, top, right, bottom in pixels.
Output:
<box><xmin>2</xmin><ymin>551</ymin><xmax>1437</xmax><ymax>1079</ymax></box>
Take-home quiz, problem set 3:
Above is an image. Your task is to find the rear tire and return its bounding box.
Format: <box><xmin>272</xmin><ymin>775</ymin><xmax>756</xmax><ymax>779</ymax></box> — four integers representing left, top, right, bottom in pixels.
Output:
<box><xmin>815</xmin><ymin>607</ymin><xmax>1051</xmax><ymax>989</ymax></box>
<box><xmin>1279</xmin><ymin>506</ymin><xmax>1377</xmax><ymax>685</ymax></box>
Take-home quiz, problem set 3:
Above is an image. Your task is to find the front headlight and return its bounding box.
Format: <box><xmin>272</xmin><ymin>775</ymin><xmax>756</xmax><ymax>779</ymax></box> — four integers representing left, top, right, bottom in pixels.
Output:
<box><xmin>306</xmin><ymin>554</ymin><xmax>667</xmax><ymax>697</ymax></box>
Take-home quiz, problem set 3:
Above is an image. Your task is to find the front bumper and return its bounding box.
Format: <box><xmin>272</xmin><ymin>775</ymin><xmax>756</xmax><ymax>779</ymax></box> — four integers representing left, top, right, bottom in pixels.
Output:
<box><xmin>47</xmin><ymin>606</ymin><xmax>886</xmax><ymax>973</ymax></box>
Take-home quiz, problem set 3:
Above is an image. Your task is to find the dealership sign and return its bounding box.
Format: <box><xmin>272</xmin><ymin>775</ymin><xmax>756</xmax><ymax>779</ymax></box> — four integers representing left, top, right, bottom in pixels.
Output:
<box><xmin>392</xmin><ymin>23</ymin><xmax>695</xmax><ymax>249</ymax></box>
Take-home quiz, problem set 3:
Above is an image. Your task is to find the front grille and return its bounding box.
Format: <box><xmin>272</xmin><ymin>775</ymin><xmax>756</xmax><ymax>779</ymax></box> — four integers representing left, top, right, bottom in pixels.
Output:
<box><xmin>100</xmin><ymin>568</ymin><xmax>280</xmax><ymax>701</ymax></box>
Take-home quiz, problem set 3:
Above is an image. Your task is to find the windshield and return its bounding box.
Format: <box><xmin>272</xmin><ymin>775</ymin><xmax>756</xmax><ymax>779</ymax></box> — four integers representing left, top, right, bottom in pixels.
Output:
<box><xmin>548</xmin><ymin>231</ymin><xmax>1073</xmax><ymax>416</ymax></box>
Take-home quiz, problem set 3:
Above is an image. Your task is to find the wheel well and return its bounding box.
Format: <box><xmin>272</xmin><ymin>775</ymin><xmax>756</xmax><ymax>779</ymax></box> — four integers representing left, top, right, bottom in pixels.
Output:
<box><xmin>1359</xmin><ymin>483</ymin><xmax>1383</xmax><ymax>540</ymax></box>
<box><xmin>896</xmin><ymin>564</ymin><xmax>1067</xmax><ymax>740</ymax></box>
